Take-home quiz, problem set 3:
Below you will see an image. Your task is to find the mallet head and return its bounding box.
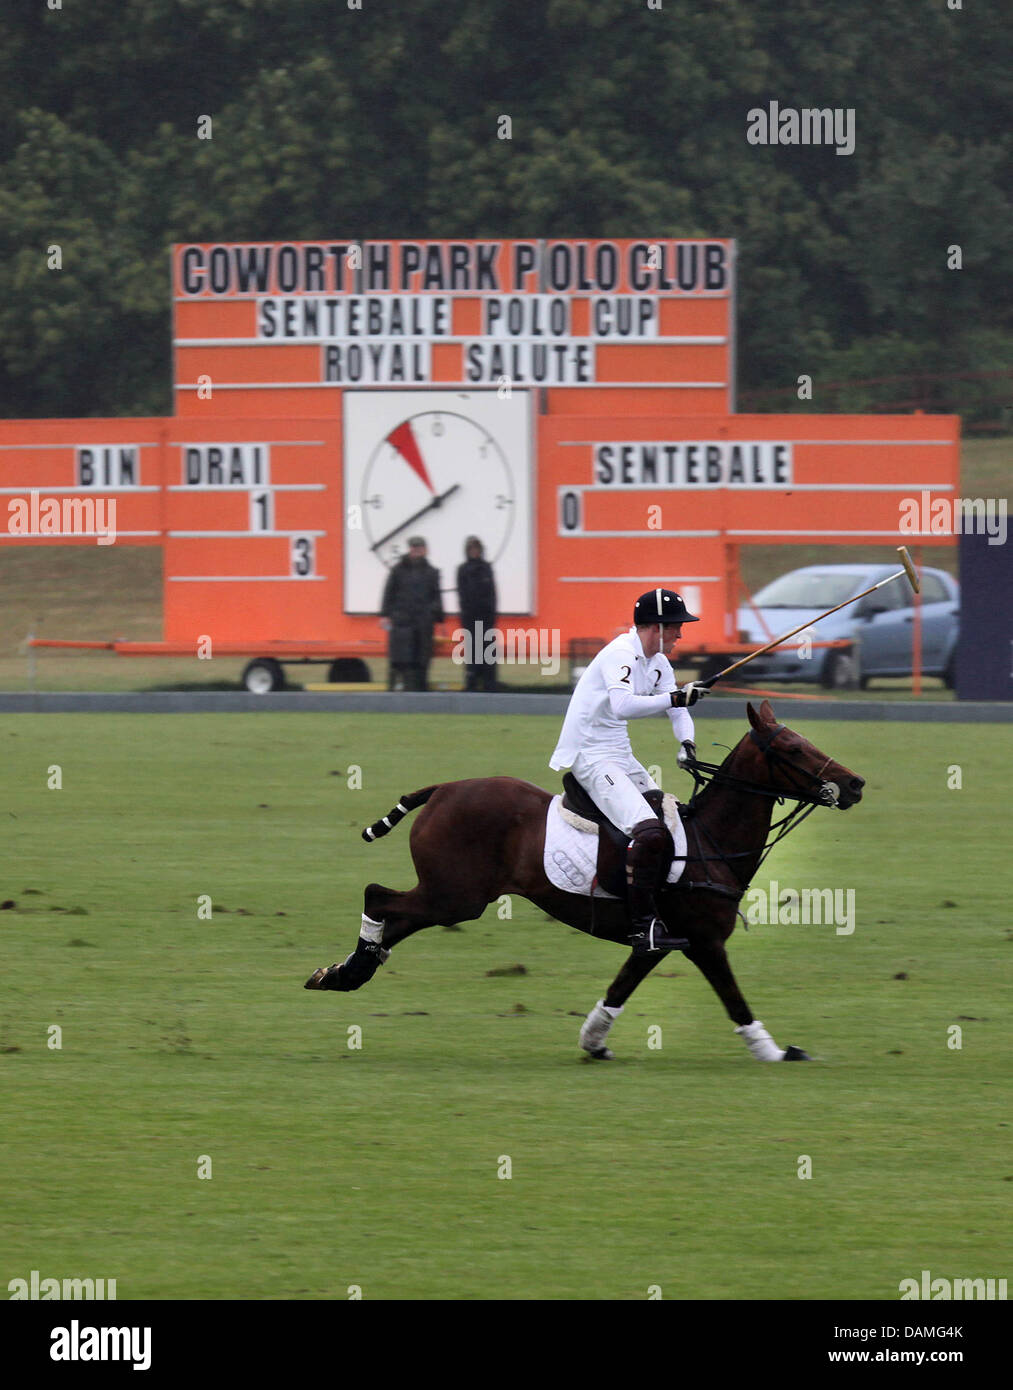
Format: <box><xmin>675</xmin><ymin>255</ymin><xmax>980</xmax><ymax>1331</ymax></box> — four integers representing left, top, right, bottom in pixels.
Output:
<box><xmin>896</xmin><ymin>546</ymin><xmax>920</xmax><ymax>593</ymax></box>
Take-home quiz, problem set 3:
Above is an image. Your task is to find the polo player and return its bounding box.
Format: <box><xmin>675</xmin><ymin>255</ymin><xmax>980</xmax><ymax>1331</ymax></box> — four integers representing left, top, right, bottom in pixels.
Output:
<box><xmin>549</xmin><ymin>589</ymin><xmax>708</xmax><ymax>954</ymax></box>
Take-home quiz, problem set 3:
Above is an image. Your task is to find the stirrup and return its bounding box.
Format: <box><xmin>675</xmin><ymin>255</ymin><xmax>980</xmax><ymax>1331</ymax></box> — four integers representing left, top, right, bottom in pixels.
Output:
<box><xmin>628</xmin><ymin>918</ymin><xmax>689</xmax><ymax>955</ymax></box>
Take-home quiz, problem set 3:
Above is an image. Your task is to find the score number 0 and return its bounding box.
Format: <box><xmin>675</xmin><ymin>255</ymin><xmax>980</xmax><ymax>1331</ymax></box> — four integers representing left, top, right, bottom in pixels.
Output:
<box><xmin>559</xmin><ymin>489</ymin><xmax>583</xmax><ymax>534</ymax></box>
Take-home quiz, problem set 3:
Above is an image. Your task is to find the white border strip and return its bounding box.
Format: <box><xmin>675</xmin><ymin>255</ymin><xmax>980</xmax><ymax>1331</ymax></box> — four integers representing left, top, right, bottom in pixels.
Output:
<box><xmin>558</xmin><ymin>439</ymin><xmax>956</xmax><ymax>448</ymax></box>
<box><xmin>168</xmin><ymin>530</ymin><xmax>326</xmax><ymax>538</ymax></box>
<box><xmin>563</xmin><ymin>529</ymin><xmax>722</xmax><ymax>538</ymax></box>
<box><xmin>167</xmin><ymin>483</ymin><xmax>326</xmax><ymax>492</ymax></box>
<box><xmin>0</xmin><ymin>485</ymin><xmax>160</xmax><ymax>495</ymax></box>
<box><xmin>560</xmin><ymin>575</ymin><xmax>722</xmax><ymax>582</ymax></box>
<box><xmin>174</xmin><ymin>380</ymin><xmax>728</xmax><ymax>391</ymax></box>
<box><xmin>169</xmin><ymin>574</ymin><xmax>328</xmax><ymax>582</ymax></box>
<box><xmin>174</xmin><ymin>335</ymin><xmax>728</xmax><ymax>347</ymax></box>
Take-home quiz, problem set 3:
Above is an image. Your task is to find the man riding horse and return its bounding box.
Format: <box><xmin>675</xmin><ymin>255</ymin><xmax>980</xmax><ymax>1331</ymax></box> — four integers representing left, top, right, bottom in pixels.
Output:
<box><xmin>549</xmin><ymin>589</ymin><xmax>709</xmax><ymax>956</ymax></box>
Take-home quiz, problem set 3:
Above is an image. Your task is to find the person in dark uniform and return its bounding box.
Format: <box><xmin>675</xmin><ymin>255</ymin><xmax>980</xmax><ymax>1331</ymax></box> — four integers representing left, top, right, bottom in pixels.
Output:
<box><xmin>380</xmin><ymin>537</ymin><xmax>444</xmax><ymax>691</ymax></box>
<box><xmin>456</xmin><ymin>536</ymin><xmax>498</xmax><ymax>692</ymax></box>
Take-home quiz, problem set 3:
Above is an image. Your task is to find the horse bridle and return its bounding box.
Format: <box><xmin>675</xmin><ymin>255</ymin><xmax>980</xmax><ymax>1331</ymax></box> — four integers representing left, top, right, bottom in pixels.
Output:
<box><xmin>684</xmin><ymin>724</ymin><xmax>839</xmax><ymax>810</ymax></box>
<box><xmin>747</xmin><ymin>723</ymin><xmax>840</xmax><ymax>808</ymax></box>
<box><xmin>673</xmin><ymin>724</ymin><xmax>843</xmax><ymax>902</ymax></box>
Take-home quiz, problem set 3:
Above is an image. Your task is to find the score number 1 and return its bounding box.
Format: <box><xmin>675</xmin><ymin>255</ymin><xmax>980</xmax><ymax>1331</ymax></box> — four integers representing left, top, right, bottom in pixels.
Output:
<box><xmin>250</xmin><ymin>490</ymin><xmax>273</xmax><ymax>531</ymax></box>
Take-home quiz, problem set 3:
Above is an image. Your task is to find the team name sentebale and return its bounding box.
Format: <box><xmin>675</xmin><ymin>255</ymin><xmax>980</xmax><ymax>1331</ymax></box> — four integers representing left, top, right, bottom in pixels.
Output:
<box><xmin>50</xmin><ymin>1320</ymin><xmax>151</xmax><ymax>1371</ymax></box>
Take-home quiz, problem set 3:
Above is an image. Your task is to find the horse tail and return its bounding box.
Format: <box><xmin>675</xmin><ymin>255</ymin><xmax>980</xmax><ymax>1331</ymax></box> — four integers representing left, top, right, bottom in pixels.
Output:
<box><xmin>361</xmin><ymin>785</ymin><xmax>441</xmax><ymax>842</ymax></box>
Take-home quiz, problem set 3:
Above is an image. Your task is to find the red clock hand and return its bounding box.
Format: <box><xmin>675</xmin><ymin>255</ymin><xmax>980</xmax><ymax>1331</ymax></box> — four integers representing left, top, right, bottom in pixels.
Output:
<box><xmin>386</xmin><ymin>420</ymin><xmax>435</xmax><ymax>493</ymax></box>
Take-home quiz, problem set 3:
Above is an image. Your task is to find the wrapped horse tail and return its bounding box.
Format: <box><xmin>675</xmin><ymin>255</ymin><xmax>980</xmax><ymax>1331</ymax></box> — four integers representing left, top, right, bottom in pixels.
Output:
<box><xmin>362</xmin><ymin>785</ymin><xmax>441</xmax><ymax>842</ymax></box>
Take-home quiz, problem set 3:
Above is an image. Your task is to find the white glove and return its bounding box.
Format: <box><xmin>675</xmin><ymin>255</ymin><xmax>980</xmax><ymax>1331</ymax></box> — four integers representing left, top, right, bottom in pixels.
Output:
<box><xmin>677</xmin><ymin>740</ymin><xmax>697</xmax><ymax>768</ymax></box>
<box><xmin>671</xmin><ymin>682</ymin><xmax>709</xmax><ymax>708</ymax></box>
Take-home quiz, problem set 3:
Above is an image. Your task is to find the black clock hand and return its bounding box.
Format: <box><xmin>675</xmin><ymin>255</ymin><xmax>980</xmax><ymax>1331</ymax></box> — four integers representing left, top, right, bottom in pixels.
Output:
<box><xmin>369</xmin><ymin>483</ymin><xmax>461</xmax><ymax>553</ymax></box>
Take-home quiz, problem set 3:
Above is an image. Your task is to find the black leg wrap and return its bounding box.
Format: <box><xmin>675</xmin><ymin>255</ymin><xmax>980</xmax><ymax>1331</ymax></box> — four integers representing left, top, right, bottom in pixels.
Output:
<box><xmin>328</xmin><ymin>939</ymin><xmax>389</xmax><ymax>991</ymax></box>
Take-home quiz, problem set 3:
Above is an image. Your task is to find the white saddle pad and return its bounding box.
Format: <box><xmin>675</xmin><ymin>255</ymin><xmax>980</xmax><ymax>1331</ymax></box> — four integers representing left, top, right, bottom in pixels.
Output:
<box><xmin>543</xmin><ymin>794</ymin><xmax>688</xmax><ymax>899</ymax></box>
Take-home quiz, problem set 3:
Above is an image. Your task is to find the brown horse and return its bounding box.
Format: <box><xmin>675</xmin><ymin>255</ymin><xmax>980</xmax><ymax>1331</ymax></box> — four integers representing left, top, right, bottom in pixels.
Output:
<box><xmin>304</xmin><ymin>700</ymin><xmax>865</xmax><ymax>1062</ymax></box>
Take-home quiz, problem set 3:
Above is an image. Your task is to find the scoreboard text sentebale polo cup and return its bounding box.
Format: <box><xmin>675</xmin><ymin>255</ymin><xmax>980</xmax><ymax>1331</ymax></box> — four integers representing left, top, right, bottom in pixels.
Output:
<box><xmin>0</xmin><ymin>238</ymin><xmax>959</xmax><ymax>668</ymax></box>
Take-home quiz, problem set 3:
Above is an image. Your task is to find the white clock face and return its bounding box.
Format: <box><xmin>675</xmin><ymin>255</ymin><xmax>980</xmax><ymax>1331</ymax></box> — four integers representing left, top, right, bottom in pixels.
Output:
<box><xmin>343</xmin><ymin>391</ymin><xmax>533</xmax><ymax>613</ymax></box>
<box><xmin>362</xmin><ymin>412</ymin><xmax>515</xmax><ymax>570</ymax></box>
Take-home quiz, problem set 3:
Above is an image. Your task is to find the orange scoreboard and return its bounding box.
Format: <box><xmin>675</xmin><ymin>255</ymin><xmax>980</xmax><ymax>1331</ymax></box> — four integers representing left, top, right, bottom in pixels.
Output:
<box><xmin>1</xmin><ymin>237</ymin><xmax>960</xmax><ymax>661</ymax></box>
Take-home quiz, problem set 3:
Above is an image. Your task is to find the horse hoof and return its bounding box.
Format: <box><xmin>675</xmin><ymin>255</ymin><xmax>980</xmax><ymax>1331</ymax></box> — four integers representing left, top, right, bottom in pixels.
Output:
<box><xmin>304</xmin><ymin>964</ymin><xmax>340</xmax><ymax>990</ymax></box>
<box><xmin>584</xmin><ymin>1046</ymin><xmax>613</xmax><ymax>1060</ymax></box>
<box><xmin>782</xmin><ymin>1045</ymin><xmax>811</xmax><ymax>1061</ymax></box>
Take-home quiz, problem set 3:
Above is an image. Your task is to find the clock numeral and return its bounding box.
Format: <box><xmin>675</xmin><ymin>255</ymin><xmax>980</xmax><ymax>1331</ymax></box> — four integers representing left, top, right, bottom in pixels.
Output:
<box><xmin>495</xmin><ymin>493</ymin><xmax>513</xmax><ymax>510</ymax></box>
<box><xmin>432</xmin><ymin>415</ymin><xmax>444</xmax><ymax>437</ymax></box>
<box><xmin>365</xmin><ymin>493</ymin><xmax>383</xmax><ymax>509</ymax></box>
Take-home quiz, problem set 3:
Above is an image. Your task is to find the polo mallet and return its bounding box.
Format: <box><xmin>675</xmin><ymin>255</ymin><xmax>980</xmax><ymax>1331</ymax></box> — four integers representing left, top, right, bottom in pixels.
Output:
<box><xmin>701</xmin><ymin>546</ymin><xmax>920</xmax><ymax>688</ymax></box>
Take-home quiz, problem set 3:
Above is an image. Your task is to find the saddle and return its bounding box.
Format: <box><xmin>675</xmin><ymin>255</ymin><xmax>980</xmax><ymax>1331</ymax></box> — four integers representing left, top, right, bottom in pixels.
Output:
<box><xmin>560</xmin><ymin>773</ymin><xmax>673</xmax><ymax>900</ymax></box>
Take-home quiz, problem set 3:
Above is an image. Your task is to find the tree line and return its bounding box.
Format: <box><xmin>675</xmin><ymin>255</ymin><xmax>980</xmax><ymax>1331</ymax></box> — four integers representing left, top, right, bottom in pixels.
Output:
<box><xmin>0</xmin><ymin>0</ymin><xmax>1008</xmax><ymax>421</ymax></box>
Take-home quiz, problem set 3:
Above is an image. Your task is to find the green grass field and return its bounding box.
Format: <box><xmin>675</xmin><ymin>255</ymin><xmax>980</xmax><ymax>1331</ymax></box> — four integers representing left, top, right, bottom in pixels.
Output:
<box><xmin>2</xmin><ymin>710</ymin><xmax>1009</xmax><ymax>1300</ymax></box>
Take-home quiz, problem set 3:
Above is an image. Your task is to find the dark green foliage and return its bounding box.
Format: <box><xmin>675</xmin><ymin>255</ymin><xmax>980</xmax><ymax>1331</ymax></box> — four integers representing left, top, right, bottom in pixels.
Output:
<box><xmin>0</xmin><ymin>1</ymin><xmax>1009</xmax><ymax>418</ymax></box>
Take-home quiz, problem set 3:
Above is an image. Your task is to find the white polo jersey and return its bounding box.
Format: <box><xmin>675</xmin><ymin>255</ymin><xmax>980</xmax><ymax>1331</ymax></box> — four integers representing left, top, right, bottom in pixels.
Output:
<box><xmin>550</xmin><ymin>627</ymin><xmax>691</xmax><ymax>769</ymax></box>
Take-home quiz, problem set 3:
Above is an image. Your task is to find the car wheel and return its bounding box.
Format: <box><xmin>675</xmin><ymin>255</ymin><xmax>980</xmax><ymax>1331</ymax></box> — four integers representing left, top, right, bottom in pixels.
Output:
<box><xmin>242</xmin><ymin>658</ymin><xmax>285</xmax><ymax>693</ymax></box>
<box><xmin>821</xmin><ymin>650</ymin><xmax>859</xmax><ymax>690</ymax></box>
<box><xmin>943</xmin><ymin>654</ymin><xmax>956</xmax><ymax>690</ymax></box>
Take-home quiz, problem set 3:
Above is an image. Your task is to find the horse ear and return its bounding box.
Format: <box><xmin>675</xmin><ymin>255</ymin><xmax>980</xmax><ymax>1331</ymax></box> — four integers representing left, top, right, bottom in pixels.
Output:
<box><xmin>759</xmin><ymin>699</ymin><xmax>776</xmax><ymax>723</ymax></box>
<box><xmin>746</xmin><ymin>702</ymin><xmax>762</xmax><ymax>730</ymax></box>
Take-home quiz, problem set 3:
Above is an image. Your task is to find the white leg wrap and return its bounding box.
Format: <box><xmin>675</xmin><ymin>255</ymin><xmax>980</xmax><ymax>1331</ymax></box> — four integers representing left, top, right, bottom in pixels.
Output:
<box><xmin>580</xmin><ymin>999</ymin><xmax>622</xmax><ymax>1054</ymax></box>
<box><xmin>360</xmin><ymin>913</ymin><xmax>384</xmax><ymax>944</ymax></box>
<box><xmin>735</xmin><ymin>1019</ymin><xmax>786</xmax><ymax>1062</ymax></box>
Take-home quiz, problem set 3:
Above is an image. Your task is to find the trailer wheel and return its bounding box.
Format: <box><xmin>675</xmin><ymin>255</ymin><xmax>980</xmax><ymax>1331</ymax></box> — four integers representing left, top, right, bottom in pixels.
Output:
<box><xmin>328</xmin><ymin>658</ymin><xmax>371</xmax><ymax>683</ymax></box>
<box><xmin>242</xmin><ymin>658</ymin><xmax>286</xmax><ymax>693</ymax></box>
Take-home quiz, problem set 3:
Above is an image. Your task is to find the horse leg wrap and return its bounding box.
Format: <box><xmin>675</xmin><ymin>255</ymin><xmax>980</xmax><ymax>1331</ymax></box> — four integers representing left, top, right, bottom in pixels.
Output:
<box><xmin>314</xmin><ymin>918</ymin><xmax>389</xmax><ymax>992</ymax></box>
<box><xmin>735</xmin><ymin>1019</ymin><xmax>785</xmax><ymax>1062</ymax></box>
<box><xmin>360</xmin><ymin>913</ymin><xmax>385</xmax><ymax>946</ymax></box>
<box><xmin>579</xmin><ymin>999</ymin><xmax>623</xmax><ymax>1058</ymax></box>
<box><xmin>318</xmin><ymin>940</ymin><xmax>388</xmax><ymax>992</ymax></box>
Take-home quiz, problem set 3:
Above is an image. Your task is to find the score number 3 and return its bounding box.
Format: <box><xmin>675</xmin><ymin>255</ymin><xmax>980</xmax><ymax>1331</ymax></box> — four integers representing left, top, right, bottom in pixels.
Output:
<box><xmin>291</xmin><ymin>536</ymin><xmax>315</xmax><ymax>577</ymax></box>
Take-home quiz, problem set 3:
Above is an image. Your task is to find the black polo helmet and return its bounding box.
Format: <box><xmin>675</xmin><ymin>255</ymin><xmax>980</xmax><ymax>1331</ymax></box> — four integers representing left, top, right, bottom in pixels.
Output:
<box><xmin>633</xmin><ymin>588</ymin><xmax>700</xmax><ymax>625</ymax></box>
